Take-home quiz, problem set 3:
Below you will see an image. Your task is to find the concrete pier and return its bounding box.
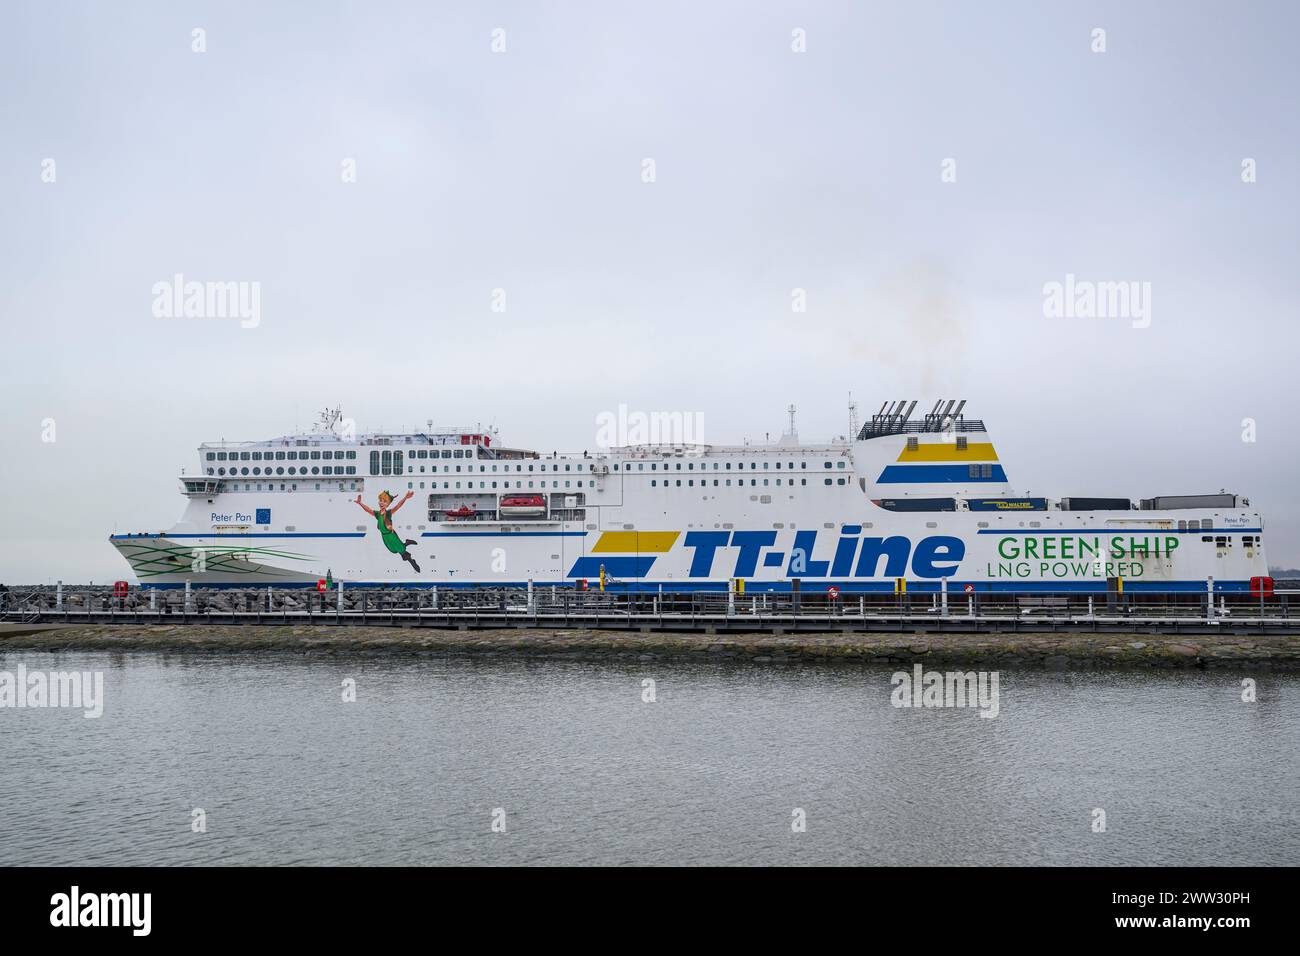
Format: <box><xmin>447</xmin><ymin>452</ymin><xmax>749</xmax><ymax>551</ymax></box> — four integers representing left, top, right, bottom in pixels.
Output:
<box><xmin>1</xmin><ymin>623</ymin><xmax>1296</xmax><ymax>668</ymax></box>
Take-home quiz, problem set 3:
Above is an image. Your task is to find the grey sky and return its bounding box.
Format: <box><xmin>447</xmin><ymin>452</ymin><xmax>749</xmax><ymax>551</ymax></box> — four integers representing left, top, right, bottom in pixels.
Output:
<box><xmin>2</xmin><ymin>0</ymin><xmax>1297</xmax><ymax>582</ymax></box>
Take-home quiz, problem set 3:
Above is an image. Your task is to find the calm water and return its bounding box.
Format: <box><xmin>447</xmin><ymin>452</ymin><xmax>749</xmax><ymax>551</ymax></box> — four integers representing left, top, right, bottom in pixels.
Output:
<box><xmin>1</xmin><ymin>649</ymin><xmax>1296</xmax><ymax>866</ymax></box>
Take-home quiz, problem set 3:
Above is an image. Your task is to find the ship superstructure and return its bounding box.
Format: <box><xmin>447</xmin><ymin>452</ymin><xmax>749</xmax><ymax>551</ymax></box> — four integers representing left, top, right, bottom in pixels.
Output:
<box><xmin>111</xmin><ymin>401</ymin><xmax>1270</xmax><ymax>592</ymax></box>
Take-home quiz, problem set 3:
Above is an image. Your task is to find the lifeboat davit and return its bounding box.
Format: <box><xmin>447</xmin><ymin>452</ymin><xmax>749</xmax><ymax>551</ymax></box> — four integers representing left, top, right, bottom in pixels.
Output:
<box><xmin>499</xmin><ymin>494</ymin><xmax>546</xmax><ymax>517</ymax></box>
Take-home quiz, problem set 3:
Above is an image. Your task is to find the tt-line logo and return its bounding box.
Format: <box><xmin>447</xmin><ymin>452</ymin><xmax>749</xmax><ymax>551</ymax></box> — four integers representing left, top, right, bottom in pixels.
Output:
<box><xmin>891</xmin><ymin>665</ymin><xmax>1000</xmax><ymax>718</ymax></box>
<box><xmin>0</xmin><ymin>665</ymin><xmax>103</xmax><ymax>718</ymax></box>
<box><xmin>50</xmin><ymin>886</ymin><xmax>151</xmax><ymax>936</ymax></box>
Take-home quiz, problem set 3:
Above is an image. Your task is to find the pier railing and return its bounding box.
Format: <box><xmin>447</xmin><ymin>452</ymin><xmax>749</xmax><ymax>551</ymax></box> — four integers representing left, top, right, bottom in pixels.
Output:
<box><xmin>2</xmin><ymin>583</ymin><xmax>1297</xmax><ymax>634</ymax></box>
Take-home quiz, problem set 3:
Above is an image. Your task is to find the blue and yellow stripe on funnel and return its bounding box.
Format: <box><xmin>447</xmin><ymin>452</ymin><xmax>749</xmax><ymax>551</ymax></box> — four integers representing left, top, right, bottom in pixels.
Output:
<box><xmin>895</xmin><ymin>442</ymin><xmax>998</xmax><ymax>462</ymax></box>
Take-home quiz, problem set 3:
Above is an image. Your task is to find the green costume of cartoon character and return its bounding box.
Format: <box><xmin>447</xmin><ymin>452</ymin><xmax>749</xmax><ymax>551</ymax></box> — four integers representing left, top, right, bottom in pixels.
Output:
<box><xmin>353</xmin><ymin>490</ymin><xmax>421</xmax><ymax>572</ymax></box>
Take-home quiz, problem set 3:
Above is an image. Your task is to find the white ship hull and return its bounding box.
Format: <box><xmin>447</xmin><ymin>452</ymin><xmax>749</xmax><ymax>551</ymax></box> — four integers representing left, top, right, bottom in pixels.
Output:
<box><xmin>111</xmin><ymin>403</ymin><xmax>1272</xmax><ymax>593</ymax></box>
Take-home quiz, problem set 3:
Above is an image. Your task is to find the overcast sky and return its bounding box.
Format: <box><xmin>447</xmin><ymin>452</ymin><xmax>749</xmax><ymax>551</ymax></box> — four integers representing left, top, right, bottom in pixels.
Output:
<box><xmin>1</xmin><ymin>0</ymin><xmax>1297</xmax><ymax>582</ymax></box>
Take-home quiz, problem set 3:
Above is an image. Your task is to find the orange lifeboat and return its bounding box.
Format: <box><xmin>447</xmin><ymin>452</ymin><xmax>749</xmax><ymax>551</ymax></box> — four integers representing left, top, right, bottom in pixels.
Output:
<box><xmin>499</xmin><ymin>494</ymin><xmax>545</xmax><ymax>517</ymax></box>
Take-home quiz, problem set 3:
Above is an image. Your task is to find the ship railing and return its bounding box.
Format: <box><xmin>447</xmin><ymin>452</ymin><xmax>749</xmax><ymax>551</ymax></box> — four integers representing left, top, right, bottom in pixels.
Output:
<box><xmin>857</xmin><ymin>419</ymin><xmax>986</xmax><ymax>439</ymax></box>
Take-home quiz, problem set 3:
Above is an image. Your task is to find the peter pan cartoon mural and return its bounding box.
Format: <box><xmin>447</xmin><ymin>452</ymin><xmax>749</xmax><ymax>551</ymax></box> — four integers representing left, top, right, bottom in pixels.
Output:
<box><xmin>354</xmin><ymin>490</ymin><xmax>421</xmax><ymax>572</ymax></box>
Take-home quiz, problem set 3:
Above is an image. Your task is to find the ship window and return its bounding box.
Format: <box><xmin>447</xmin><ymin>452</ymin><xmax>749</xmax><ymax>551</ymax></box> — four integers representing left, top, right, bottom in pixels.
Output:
<box><xmin>956</xmin><ymin>436</ymin><xmax>967</xmax><ymax>451</ymax></box>
<box><xmin>276</xmin><ymin>451</ymin><xmax>286</xmax><ymax>460</ymax></box>
<box><xmin>763</xmin><ymin>462</ymin><xmax>768</xmax><ymax>469</ymax></box>
<box><xmin>725</xmin><ymin>463</ymin><xmax>731</xmax><ymax>470</ymax></box>
<box><xmin>676</xmin><ymin>480</ymin><xmax>681</xmax><ymax>487</ymax></box>
<box><xmin>824</xmin><ymin>478</ymin><xmax>832</xmax><ymax>485</ymax></box>
<box><xmin>801</xmin><ymin>479</ymin><xmax>806</xmax><ymax>486</ymax></box>
<box><xmin>206</xmin><ymin>468</ymin><xmax>214</xmax><ymax>475</ymax></box>
<box><xmin>907</xmin><ymin>437</ymin><xmax>919</xmax><ymax>451</ymax></box>
<box><xmin>347</xmin><ymin>451</ymin><xmax>356</xmax><ymax>459</ymax></box>
<box><xmin>217</xmin><ymin>467</ymin><xmax>226</xmax><ymax>475</ymax></box>
<box><xmin>311</xmin><ymin>467</ymin><xmax>319</xmax><ymax>475</ymax></box>
<box><xmin>688</xmin><ymin>480</ymin><xmax>694</xmax><ymax>487</ymax></box>
<box><xmin>837</xmin><ymin>461</ymin><xmax>845</xmax><ymax>468</ymax></box>
<box><xmin>276</xmin><ymin>467</ymin><xmax>284</xmax><ymax>475</ymax></box>
<box><xmin>725</xmin><ymin>480</ymin><xmax>731</xmax><ymax>486</ymax></box>
<box><xmin>1178</xmin><ymin>520</ymin><xmax>1187</xmax><ymax>531</ymax></box>
<box><xmin>977</xmin><ymin>521</ymin><xmax>989</xmax><ymax>528</ymax></box>
<box><xmin>206</xmin><ymin>452</ymin><xmax>215</xmax><ymax>461</ymax></box>
<box><xmin>837</xmin><ymin>478</ymin><xmax>846</xmax><ymax>485</ymax></box>
<box><xmin>823</xmin><ymin>461</ymin><xmax>831</xmax><ymax>469</ymax></box>
<box><xmin>651</xmin><ymin>464</ymin><xmax>657</xmax><ymax>470</ymax></box>
<box><xmin>346</xmin><ymin>467</ymin><xmax>355</xmax><ymax>475</ymax></box>
<box><xmin>442</xmin><ymin>450</ymin><xmax>451</xmax><ymax>459</ymax></box>
<box><xmin>217</xmin><ymin>452</ymin><xmax>227</xmax><ymax>461</ymax></box>
<box><xmin>651</xmin><ymin>480</ymin><xmax>657</xmax><ymax>487</ymax></box>
<box><xmin>288</xmin><ymin>452</ymin><xmax>297</xmax><ymax>460</ymax></box>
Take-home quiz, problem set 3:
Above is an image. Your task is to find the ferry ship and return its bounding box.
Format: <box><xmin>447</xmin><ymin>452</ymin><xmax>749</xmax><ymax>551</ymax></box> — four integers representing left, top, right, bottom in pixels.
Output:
<box><xmin>110</xmin><ymin>401</ymin><xmax>1272</xmax><ymax>593</ymax></box>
